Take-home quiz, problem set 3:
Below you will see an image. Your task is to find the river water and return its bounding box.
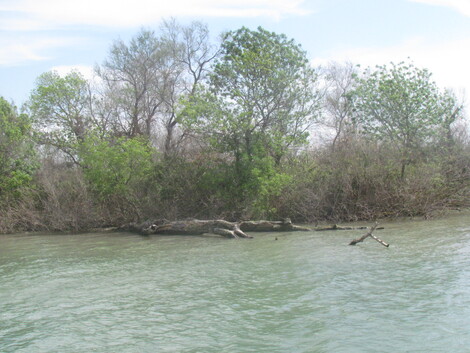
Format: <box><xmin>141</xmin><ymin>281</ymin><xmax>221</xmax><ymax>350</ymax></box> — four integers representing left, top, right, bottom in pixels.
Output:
<box><xmin>1</xmin><ymin>214</ymin><xmax>470</xmax><ymax>352</ymax></box>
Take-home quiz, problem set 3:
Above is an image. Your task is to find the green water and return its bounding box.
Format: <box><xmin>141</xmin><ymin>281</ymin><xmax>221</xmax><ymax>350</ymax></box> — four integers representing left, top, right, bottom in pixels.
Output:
<box><xmin>1</xmin><ymin>214</ymin><xmax>470</xmax><ymax>352</ymax></box>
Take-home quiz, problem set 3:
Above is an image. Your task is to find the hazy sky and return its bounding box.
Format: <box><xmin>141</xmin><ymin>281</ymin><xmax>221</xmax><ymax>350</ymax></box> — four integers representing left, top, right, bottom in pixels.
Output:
<box><xmin>1</xmin><ymin>0</ymin><xmax>470</xmax><ymax>106</ymax></box>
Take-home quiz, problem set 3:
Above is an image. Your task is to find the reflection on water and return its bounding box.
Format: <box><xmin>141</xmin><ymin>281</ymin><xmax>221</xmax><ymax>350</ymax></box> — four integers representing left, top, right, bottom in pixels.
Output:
<box><xmin>1</xmin><ymin>214</ymin><xmax>470</xmax><ymax>352</ymax></box>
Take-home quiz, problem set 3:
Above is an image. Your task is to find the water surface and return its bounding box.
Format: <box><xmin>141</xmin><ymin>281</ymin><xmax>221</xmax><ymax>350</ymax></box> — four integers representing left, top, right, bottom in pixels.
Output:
<box><xmin>1</xmin><ymin>214</ymin><xmax>470</xmax><ymax>352</ymax></box>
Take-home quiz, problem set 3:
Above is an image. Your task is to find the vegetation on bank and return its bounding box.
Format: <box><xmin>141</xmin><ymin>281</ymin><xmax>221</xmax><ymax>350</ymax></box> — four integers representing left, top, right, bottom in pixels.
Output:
<box><xmin>1</xmin><ymin>22</ymin><xmax>469</xmax><ymax>233</ymax></box>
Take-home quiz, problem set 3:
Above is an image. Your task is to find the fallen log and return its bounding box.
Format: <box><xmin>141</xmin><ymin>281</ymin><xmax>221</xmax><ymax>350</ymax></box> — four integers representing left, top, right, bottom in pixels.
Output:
<box><xmin>349</xmin><ymin>222</ymin><xmax>389</xmax><ymax>247</ymax></box>
<box><xmin>124</xmin><ymin>218</ymin><xmax>388</xmax><ymax>241</ymax></box>
<box><xmin>124</xmin><ymin>218</ymin><xmax>310</xmax><ymax>238</ymax></box>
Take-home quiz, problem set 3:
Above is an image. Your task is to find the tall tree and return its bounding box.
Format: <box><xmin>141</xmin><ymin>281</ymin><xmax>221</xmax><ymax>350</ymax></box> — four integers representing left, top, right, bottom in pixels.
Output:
<box><xmin>351</xmin><ymin>61</ymin><xmax>462</xmax><ymax>178</ymax></box>
<box><xmin>97</xmin><ymin>21</ymin><xmax>217</xmax><ymax>154</ymax></box>
<box><xmin>181</xmin><ymin>27</ymin><xmax>321</xmax><ymax>215</ymax></box>
<box><xmin>186</xmin><ymin>26</ymin><xmax>321</xmax><ymax>165</ymax></box>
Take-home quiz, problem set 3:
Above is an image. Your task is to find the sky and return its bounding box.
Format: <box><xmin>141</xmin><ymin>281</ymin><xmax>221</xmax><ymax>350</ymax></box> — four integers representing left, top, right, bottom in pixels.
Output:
<box><xmin>1</xmin><ymin>0</ymin><xmax>470</xmax><ymax>107</ymax></box>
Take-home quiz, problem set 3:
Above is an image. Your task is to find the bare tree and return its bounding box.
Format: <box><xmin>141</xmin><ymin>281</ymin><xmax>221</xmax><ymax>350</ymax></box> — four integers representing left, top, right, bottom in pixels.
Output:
<box><xmin>321</xmin><ymin>62</ymin><xmax>358</xmax><ymax>149</ymax></box>
<box><xmin>96</xmin><ymin>29</ymin><xmax>167</xmax><ymax>138</ymax></box>
<box><xmin>96</xmin><ymin>20</ymin><xmax>219</xmax><ymax>156</ymax></box>
<box><xmin>159</xmin><ymin>19</ymin><xmax>219</xmax><ymax>155</ymax></box>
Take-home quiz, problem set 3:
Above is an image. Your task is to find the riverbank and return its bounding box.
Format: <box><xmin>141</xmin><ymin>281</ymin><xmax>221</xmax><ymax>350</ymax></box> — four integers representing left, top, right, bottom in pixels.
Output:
<box><xmin>1</xmin><ymin>135</ymin><xmax>469</xmax><ymax>235</ymax></box>
<box><xmin>3</xmin><ymin>94</ymin><xmax>470</xmax><ymax>236</ymax></box>
<box><xmin>3</xmin><ymin>208</ymin><xmax>469</xmax><ymax>237</ymax></box>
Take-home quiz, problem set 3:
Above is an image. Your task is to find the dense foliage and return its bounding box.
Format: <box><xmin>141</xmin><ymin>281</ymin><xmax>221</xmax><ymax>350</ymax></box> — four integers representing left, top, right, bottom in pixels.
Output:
<box><xmin>1</xmin><ymin>23</ymin><xmax>469</xmax><ymax>233</ymax></box>
<box><xmin>28</xmin><ymin>71</ymin><xmax>92</xmax><ymax>162</ymax></box>
<box><xmin>351</xmin><ymin>62</ymin><xmax>461</xmax><ymax>178</ymax></box>
<box><xmin>0</xmin><ymin>98</ymin><xmax>36</xmax><ymax>202</ymax></box>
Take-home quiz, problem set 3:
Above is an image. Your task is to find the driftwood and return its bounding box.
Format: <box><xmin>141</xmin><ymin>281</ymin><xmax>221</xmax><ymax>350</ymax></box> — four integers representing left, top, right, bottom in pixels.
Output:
<box><xmin>124</xmin><ymin>218</ymin><xmax>310</xmax><ymax>239</ymax></box>
<box><xmin>349</xmin><ymin>222</ymin><xmax>389</xmax><ymax>247</ymax></box>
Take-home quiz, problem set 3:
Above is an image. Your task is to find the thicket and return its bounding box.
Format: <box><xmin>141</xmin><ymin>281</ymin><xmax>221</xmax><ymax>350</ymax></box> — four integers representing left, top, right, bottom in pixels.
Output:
<box><xmin>1</xmin><ymin>23</ymin><xmax>469</xmax><ymax>233</ymax></box>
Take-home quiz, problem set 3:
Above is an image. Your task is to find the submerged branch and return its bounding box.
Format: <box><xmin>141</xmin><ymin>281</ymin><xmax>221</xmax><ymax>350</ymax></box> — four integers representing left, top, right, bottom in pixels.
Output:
<box><xmin>349</xmin><ymin>222</ymin><xmax>389</xmax><ymax>247</ymax></box>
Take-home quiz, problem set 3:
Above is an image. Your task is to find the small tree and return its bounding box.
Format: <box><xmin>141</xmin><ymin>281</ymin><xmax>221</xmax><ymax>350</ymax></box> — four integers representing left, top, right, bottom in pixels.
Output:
<box><xmin>0</xmin><ymin>97</ymin><xmax>36</xmax><ymax>200</ymax></box>
<box><xmin>351</xmin><ymin>61</ymin><xmax>461</xmax><ymax>178</ymax></box>
<box><xmin>28</xmin><ymin>70</ymin><xmax>92</xmax><ymax>163</ymax></box>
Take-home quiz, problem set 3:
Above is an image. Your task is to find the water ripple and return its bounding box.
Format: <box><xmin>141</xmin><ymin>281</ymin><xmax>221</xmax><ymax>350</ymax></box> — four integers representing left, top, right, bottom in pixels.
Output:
<box><xmin>1</xmin><ymin>215</ymin><xmax>470</xmax><ymax>352</ymax></box>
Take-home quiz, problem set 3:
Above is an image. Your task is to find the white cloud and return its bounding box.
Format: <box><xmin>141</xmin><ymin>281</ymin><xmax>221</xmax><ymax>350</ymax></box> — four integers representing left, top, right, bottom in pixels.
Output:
<box><xmin>0</xmin><ymin>0</ymin><xmax>311</xmax><ymax>30</ymax></box>
<box><xmin>0</xmin><ymin>0</ymin><xmax>311</xmax><ymax>66</ymax></box>
<box><xmin>0</xmin><ymin>36</ymin><xmax>86</xmax><ymax>67</ymax></box>
<box><xmin>0</xmin><ymin>44</ymin><xmax>45</xmax><ymax>66</ymax></box>
<box><xmin>0</xmin><ymin>17</ymin><xmax>53</xmax><ymax>31</ymax></box>
<box><xmin>50</xmin><ymin>65</ymin><xmax>96</xmax><ymax>80</ymax></box>
<box><xmin>312</xmin><ymin>36</ymin><xmax>470</xmax><ymax>103</ymax></box>
<box><xmin>0</xmin><ymin>37</ymin><xmax>66</xmax><ymax>66</ymax></box>
<box><xmin>409</xmin><ymin>0</ymin><xmax>470</xmax><ymax>17</ymax></box>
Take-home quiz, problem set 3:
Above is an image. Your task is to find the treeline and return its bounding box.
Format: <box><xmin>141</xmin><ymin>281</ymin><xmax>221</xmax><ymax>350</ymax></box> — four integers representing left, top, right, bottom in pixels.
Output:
<box><xmin>1</xmin><ymin>21</ymin><xmax>469</xmax><ymax>233</ymax></box>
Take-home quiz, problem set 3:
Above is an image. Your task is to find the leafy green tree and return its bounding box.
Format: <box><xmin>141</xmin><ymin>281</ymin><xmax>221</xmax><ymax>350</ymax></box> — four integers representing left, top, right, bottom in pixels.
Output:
<box><xmin>210</xmin><ymin>26</ymin><xmax>320</xmax><ymax>164</ymax></box>
<box><xmin>183</xmin><ymin>26</ymin><xmax>320</xmax><ymax>215</ymax></box>
<box><xmin>28</xmin><ymin>70</ymin><xmax>92</xmax><ymax>163</ymax></box>
<box><xmin>0</xmin><ymin>97</ymin><xmax>36</xmax><ymax>199</ymax></box>
<box><xmin>351</xmin><ymin>61</ymin><xmax>461</xmax><ymax>178</ymax></box>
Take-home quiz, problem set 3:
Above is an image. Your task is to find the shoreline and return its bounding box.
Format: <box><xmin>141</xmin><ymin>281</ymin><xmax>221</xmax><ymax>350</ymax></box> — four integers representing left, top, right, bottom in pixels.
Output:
<box><xmin>2</xmin><ymin>208</ymin><xmax>468</xmax><ymax>237</ymax></box>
